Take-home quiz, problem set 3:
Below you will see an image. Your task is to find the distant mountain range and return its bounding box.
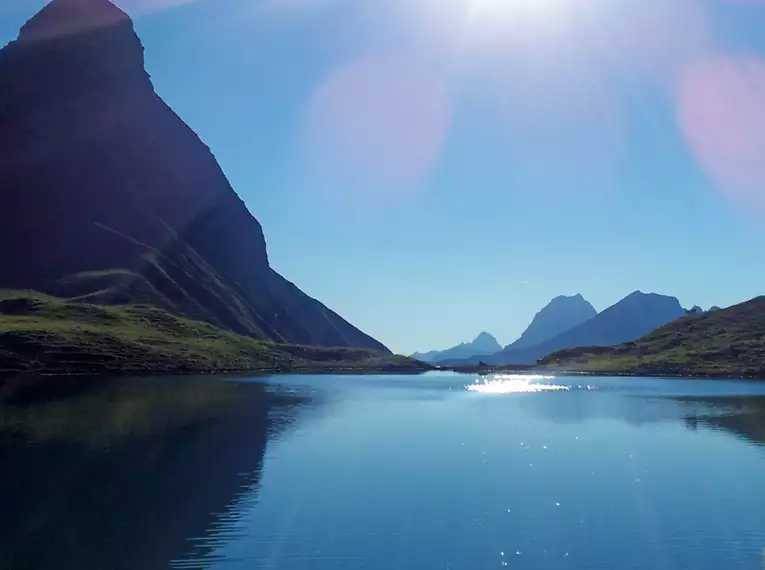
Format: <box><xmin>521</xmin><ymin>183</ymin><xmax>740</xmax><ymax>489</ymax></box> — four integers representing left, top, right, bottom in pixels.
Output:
<box><xmin>540</xmin><ymin>297</ymin><xmax>762</xmax><ymax>377</ymax></box>
<box><xmin>491</xmin><ymin>291</ymin><xmax>686</xmax><ymax>364</ymax></box>
<box><xmin>412</xmin><ymin>332</ymin><xmax>502</xmax><ymax>363</ymax></box>
<box><xmin>436</xmin><ymin>291</ymin><xmax>689</xmax><ymax>366</ymax></box>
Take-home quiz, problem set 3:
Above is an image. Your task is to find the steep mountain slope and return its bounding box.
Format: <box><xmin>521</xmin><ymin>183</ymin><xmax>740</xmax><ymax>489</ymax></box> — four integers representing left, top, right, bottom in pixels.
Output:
<box><xmin>486</xmin><ymin>291</ymin><xmax>687</xmax><ymax>365</ymax></box>
<box><xmin>0</xmin><ymin>0</ymin><xmax>387</xmax><ymax>352</ymax></box>
<box><xmin>507</xmin><ymin>294</ymin><xmax>597</xmax><ymax>351</ymax></box>
<box><xmin>413</xmin><ymin>332</ymin><xmax>502</xmax><ymax>362</ymax></box>
<box><xmin>539</xmin><ymin>297</ymin><xmax>765</xmax><ymax>377</ymax></box>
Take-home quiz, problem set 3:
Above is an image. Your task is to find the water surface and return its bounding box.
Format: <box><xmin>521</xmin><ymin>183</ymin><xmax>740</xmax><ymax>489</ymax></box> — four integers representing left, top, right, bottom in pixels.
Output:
<box><xmin>3</xmin><ymin>373</ymin><xmax>765</xmax><ymax>569</ymax></box>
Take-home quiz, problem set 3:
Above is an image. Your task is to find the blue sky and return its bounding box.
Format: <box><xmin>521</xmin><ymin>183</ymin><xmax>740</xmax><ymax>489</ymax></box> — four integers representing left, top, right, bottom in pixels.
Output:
<box><xmin>3</xmin><ymin>0</ymin><xmax>765</xmax><ymax>354</ymax></box>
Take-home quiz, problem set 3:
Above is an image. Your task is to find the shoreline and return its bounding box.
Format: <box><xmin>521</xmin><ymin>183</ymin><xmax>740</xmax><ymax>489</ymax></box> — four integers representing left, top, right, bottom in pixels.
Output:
<box><xmin>4</xmin><ymin>363</ymin><xmax>763</xmax><ymax>382</ymax></box>
<box><xmin>0</xmin><ymin>364</ymin><xmax>434</xmax><ymax>381</ymax></box>
<box><xmin>445</xmin><ymin>366</ymin><xmax>765</xmax><ymax>381</ymax></box>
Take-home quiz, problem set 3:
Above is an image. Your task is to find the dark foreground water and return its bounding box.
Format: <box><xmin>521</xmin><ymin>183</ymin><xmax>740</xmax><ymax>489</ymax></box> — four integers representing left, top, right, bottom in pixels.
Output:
<box><xmin>3</xmin><ymin>373</ymin><xmax>765</xmax><ymax>570</ymax></box>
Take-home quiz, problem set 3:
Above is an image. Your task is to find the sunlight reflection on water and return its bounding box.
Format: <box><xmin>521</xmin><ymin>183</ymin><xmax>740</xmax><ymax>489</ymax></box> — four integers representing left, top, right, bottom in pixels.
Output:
<box><xmin>465</xmin><ymin>374</ymin><xmax>571</xmax><ymax>394</ymax></box>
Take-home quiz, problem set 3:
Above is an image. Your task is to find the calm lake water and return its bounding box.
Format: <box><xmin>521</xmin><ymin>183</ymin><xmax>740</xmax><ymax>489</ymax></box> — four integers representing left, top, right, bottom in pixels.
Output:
<box><xmin>3</xmin><ymin>372</ymin><xmax>765</xmax><ymax>570</ymax></box>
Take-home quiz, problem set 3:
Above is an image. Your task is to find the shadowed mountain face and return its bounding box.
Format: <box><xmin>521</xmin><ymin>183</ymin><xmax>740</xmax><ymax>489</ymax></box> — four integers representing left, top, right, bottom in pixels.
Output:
<box><xmin>507</xmin><ymin>294</ymin><xmax>597</xmax><ymax>351</ymax></box>
<box><xmin>0</xmin><ymin>375</ymin><xmax>311</xmax><ymax>570</ymax></box>
<box><xmin>413</xmin><ymin>331</ymin><xmax>502</xmax><ymax>363</ymax></box>
<box><xmin>0</xmin><ymin>0</ymin><xmax>387</xmax><ymax>352</ymax></box>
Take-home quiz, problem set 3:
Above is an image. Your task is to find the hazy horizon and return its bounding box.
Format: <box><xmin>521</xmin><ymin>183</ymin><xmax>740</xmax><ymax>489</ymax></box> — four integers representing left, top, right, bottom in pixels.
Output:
<box><xmin>3</xmin><ymin>0</ymin><xmax>765</xmax><ymax>353</ymax></box>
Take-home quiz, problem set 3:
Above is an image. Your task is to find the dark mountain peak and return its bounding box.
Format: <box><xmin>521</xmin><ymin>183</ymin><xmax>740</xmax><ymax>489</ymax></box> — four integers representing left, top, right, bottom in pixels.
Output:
<box><xmin>19</xmin><ymin>0</ymin><xmax>131</xmax><ymax>43</ymax></box>
<box><xmin>507</xmin><ymin>294</ymin><xmax>597</xmax><ymax>351</ymax></box>
<box><xmin>474</xmin><ymin>331</ymin><xmax>497</xmax><ymax>343</ymax></box>
<box><xmin>470</xmin><ymin>332</ymin><xmax>501</xmax><ymax>353</ymax></box>
<box><xmin>0</xmin><ymin>0</ymin><xmax>389</xmax><ymax>354</ymax></box>
<box><xmin>6</xmin><ymin>0</ymin><xmax>148</xmax><ymax>97</ymax></box>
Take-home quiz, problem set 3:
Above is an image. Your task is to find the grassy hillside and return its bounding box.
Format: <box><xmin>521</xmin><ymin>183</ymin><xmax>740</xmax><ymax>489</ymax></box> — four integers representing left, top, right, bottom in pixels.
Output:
<box><xmin>0</xmin><ymin>291</ymin><xmax>428</xmax><ymax>376</ymax></box>
<box><xmin>539</xmin><ymin>297</ymin><xmax>765</xmax><ymax>378</ymax></box>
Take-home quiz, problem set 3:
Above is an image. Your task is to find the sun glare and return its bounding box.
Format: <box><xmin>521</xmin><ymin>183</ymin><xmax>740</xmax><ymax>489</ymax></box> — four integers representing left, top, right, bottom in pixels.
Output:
<box><xmin>466</xmin><ymin>0</ymin><xmax>574</xmax><ymax>33</ymax></box>
<box><xmin>459</xmin><ymin>0</ymin><xmax>587</xmax><ymax>50</ymax></box>
<box><xmin>469</xmin><ymin>0</ymin><xmax>559</xmax><ymax>20</ymax></box>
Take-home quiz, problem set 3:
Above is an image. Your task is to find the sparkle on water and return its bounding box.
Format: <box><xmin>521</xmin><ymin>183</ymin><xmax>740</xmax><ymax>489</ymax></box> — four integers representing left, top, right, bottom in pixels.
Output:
<box><xmin>465</xmin><ymin>374</ymin><xmax>570</xmax><ymax>394</ymax></box>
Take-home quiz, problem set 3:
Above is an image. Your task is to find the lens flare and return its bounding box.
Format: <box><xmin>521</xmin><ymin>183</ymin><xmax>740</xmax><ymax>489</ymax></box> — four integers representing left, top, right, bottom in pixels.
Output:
<box><xmin>677</xmin><ymin>55</ymin><xmax>765</xmax><ymax>211</ymax></box>
<box><xmin>304</xmin><ymin>54</ymin><xmax>452</xmax><ymax>190</ymax></box>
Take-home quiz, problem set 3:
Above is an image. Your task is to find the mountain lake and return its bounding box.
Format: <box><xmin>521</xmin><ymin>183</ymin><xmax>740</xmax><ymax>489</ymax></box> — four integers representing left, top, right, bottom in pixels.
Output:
<box><xmin>3</xmin><ymin>372</ymin><xmax>765</xmax><ymax>569</ymax></box>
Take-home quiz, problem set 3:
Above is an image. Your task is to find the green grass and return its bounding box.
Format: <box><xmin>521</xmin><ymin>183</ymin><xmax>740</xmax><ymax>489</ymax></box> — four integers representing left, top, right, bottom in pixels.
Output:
<box><xmin>0</xmin><ymin>290</ymin><xmax>429</xmax><ymax>376</ymax></box>
<box><xmin>538</xmin><ymin>297</ymin><xmax>765</xmax><ymax>378</ymax></box>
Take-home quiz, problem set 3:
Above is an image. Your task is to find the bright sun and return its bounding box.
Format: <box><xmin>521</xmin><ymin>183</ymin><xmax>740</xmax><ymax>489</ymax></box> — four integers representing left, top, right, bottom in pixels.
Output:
<box><xmin>461</xmin><ymin>0</ymin><xmax>583</xmax><ymax>47</ymax></box>
<box><xmin>406</xmin><ymin>0</ymin><xmax>588</xmax><ymax>57</ymax></box>
<box><xmin>468</xmin><ymin>0</ymin><xmax>560</xmax><ymax>21</ymax></box>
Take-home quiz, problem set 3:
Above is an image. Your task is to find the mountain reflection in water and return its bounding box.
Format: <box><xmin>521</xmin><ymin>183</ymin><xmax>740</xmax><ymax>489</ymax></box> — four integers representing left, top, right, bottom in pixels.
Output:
<box><xmin>0</xmin><ymin>375</ymin><xmax>311</xmax><ymax>570</ymax></box>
